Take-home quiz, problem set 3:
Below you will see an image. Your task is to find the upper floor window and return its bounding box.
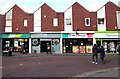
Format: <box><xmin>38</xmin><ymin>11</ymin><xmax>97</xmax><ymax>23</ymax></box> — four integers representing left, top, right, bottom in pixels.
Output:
<box><xmin>6</xmin><ymin>20</ymin><xmax>12</xmax><ymax>26</ymax></box>
<box><xmin>66</xmin><ymin>18</ymin><xmax>71</xmax><ymax>25</ymax></box>
<box><xmin>24</xmin><ymin>19</ymin><xmax>28</xmax><ymax>27</ymax></box>
<box><xmin>53</xmin><ymin>18</ymin><xmax>58</xmax><ymax>27</ymax></box>
<box><xmin>85</xmin><ymin>18</ymin><xmax>90</xmax><ymax>26</ymax></box>
<box><xmin>98</xmin><ymin>18</ymin><xmax>104</xmax><ymax>25</ymax></box>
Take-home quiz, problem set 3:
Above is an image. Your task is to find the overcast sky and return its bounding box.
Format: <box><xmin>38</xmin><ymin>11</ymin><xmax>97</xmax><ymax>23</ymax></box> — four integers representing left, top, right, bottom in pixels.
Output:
<box><xmin>0</xmin><ymin>0</ymin><xmax>119</xmax><ymax>14</ymax></box>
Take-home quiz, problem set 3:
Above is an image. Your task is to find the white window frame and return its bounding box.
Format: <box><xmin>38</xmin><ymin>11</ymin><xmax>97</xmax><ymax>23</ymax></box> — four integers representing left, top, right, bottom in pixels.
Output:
<box><xmin>66</xmin><ymin>18</ymin><xmax>71</xmax><ymax>25</ymax></box>
<box><xmin>6</xmin><ymin>20</ymin><xmax>12</xmax><ymax>26</ymax></box>
<box><xmin>53</xmin><ymin>18</ymin><xmax>58</xmax><ymax>27</ymax></box>
<box><xmin>24</xmin><ymin>19</ymin><xmax>28</xmax><ymax>27</ymax></box>
<box><xmin>85</xmin><ymin>18</ymin><xmax>90</xmax><ymax>26</ymax></box>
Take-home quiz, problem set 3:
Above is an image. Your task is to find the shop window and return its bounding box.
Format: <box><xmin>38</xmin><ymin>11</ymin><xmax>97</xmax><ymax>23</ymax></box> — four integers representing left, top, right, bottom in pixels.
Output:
<box><xmin>85</xmin><ymin>18</ymin><xmax>90</xmax><ymax>26</ymax></box>
<box><xmin>66</xmin><ymin>18</ymin><xmax>71</xmax><ymax>25</ymax></box>
<box><xmin>32</xmin><ymin>39</ymin><xmax>39</xmax><ymax>46</ymax></box>
<box><xmin>24</xmin><ymin>19</ymin><xmax>28</xmax><ymax>27</ymax></box>
<box><xmin>53</xmin><ymin>18</ymin><xmax>58</xmax><ymax>27</ymax></box>
<box><xmin>98</xmin><ymin>18</ymin><xmax>104</xmax><ymax>24</ymax></box>
<box><xmin>73</xmin><ymin>39</ymin><xmax>79</xmax><ymax>45</ymax></box>
<box><xmin>5</xmin><ymin>41</ymin><xmax>10</xmax><ymax>47</ymax></box>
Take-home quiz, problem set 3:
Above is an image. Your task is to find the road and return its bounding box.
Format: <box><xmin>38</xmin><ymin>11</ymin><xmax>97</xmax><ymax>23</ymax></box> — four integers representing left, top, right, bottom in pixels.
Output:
<box><xmin>1</xmin><ymin>54</ymin><xmax>119</xmax><ymax>78</ymax></box>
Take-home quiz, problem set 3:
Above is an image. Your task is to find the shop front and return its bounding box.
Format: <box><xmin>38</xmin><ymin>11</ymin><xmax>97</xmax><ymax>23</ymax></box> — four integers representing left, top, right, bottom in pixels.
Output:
<box><xmin>94</xmin><ymin>32</ymin><xmax>120</xmax><ymax>53</ymax></box>
<box><xmin>31</xmin><ymin>33</ymin><xmax>62</xmax><ymax>54</ymax></box>
<box><xmin>62</xmin><ymin>33</ymin><xmax>93</xmax><ymax>53</ymax></box>
<box><xmin>2</xmin><ymin>33</ymin><xmax>30</xmax><ymax>53</ymax></box>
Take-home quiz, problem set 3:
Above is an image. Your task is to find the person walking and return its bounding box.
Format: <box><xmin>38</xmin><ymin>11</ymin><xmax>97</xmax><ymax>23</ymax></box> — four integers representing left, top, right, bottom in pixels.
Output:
<box><xmin>100</xmin><ymin>46</ymin><xmax>105</xmax><ymax>64</ymax></box>
<box><xmin>92</xmin><ymin>44</ymin><xmax>98</xmax><ymax>64</ymax></box>
<box><xmin>117</xmin><ymin>43</ymin><xmax>120</xmax><ymax>55</ymax></box>
<box><xmin>21</xmin><ymin>43</ymin><xmax>25</xmax><ymax>54</ymax></box>
<box><xmin>47</xmin><ymin>43</ymin><xmax>51</xmax><ymax>54</ymax></box>
<box><xmin>9</xmin><ymin>45</ymin><xmax>13</xmax><ymax>56</ymax></box>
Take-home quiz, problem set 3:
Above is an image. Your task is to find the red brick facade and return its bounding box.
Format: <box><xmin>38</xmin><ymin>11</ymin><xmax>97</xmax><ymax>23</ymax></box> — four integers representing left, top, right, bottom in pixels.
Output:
<box><xmin>12</xmin><ymin>5</ymin><xmax>34</xmax><ymax>33</ymax></box>
<box><xmin>41</xmin><ymin>3</ymin><xmax>64</xmax><ymax>31</ymax></box>
<box><xmin>72</xmin><ymin>2</ymin><xmax>97</xmax><ymax>31</ymax></box>
<box><xmin>1</xmin><ymin>2</ymin><xmax>120</xmax><ymax>32</ymax></box>
<box><xmin>3</xmin><ymin>5</ymin><xmax>34</xmax><ymax>33</ymax></box>
<box><xmin>105</xmin><ymin>2</ymin><xmax>120</xmax><ymax>31</ymax></box>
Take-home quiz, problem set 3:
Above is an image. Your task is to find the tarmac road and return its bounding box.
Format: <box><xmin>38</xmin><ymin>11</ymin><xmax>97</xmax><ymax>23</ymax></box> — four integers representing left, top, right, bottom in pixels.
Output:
<box><xmin>1</xmin><ymin>53</ymin><xmax>119</xmax><ymax>78</ymax></box>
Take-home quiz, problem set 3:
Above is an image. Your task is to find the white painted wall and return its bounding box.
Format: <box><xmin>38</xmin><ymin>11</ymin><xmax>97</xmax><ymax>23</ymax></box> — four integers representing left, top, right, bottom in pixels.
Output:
<box><xmin>34</xmin><ymin>8</ymin><xmax>41</xmax><ymax>32</ymax></box>
<box><xmin>97</xmin><ymin>6</ymin><xmax>106</xmax><ymax>31</ymax></box>
<box><xmin>5</xmin><ymin>9</ymin><xmax>12</xmax><ymax>32</ymax></box>
<box><xmin>64</xmin><ymin>6</ymin><xmax>73</xmax><ymax>32</ymax></box>
<box><xmin>116</xmin><ymin>11</ymin><xmax>120</xmax><ymax>29</ymax></box>
<box><xmin>29</xmin><ymin>38</ymin><xmax>32</xmax><ymax>53</ymax></box>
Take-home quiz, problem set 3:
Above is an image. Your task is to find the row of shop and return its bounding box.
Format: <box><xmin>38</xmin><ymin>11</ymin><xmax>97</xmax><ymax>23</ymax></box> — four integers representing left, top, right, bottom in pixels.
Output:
<box><xmin>2</xmin><ymin>32</ymin><xmax>120</xmax><ymax>54</ymax></box>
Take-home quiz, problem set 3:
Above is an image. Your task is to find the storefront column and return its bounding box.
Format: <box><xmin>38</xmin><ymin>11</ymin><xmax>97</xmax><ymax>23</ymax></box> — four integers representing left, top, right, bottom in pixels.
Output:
<box><xmin>60</xmin><ymin>34</ymin><xmax>63</xmax><ymax>54</ymax></box>
<box><xmin>93</xmin><ymin>38</ymin><xmax>96</xmax><ymax>45</ymax></box>
<box><xmin>29</xmin><ymin>38</ymin><xmax>32</xmax><ymax>53</ymax></box>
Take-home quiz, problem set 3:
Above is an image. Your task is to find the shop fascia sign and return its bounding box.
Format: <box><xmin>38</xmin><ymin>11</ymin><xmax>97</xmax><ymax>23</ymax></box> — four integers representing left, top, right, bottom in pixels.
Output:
<box><xmin>68</xmin><ymin>33</ymin><xmax>87</xmax><ymax>38</ymax></box>
<box><xmin>9</xmin><ymin>34</ymin><xmax>23</xmax><ymax>38</ymax></box>
<box><xmin>94</xmin><ymin>33</ymin><xmax>120</xmax><ymax>38</ymax></box>
<box><xmin>2</xmin><ymin>34</ymin><xmax>30</xmax><ymax>38</ymax></box>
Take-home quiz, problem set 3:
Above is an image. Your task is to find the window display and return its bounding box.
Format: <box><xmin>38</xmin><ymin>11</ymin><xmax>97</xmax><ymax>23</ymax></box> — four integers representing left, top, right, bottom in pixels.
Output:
<box><xmin>73</xmin><ymin>46</ymin><xmax>79</xmax><ymax>53</ymax></box>
<box><xmin>86</xmin><ymin>45</ymin><xmax>92</xmax><ymax>53</ymax></box>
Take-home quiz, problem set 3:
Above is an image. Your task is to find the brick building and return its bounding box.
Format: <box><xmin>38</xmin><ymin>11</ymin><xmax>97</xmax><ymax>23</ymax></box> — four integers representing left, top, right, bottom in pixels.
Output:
<box><xmin>1</xmin><ymin>1</ymin><xmax>120</xmax><ymax>54</ymax></box>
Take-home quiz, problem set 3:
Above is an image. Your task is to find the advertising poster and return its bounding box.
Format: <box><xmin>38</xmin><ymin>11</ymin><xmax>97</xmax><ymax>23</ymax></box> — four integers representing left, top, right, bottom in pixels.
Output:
<box><xmin>63</xmin><ymin>46</ymin><xmax>66</xmax><ymax>53</ymax></box>
<box><xmin>86</xmin><ymin>45</ymin><xmax>93</xmax><ymax>53</ymax></box>
<box><xmin>5</xmin><ymin>41</ymin><xmax>10</xmax><ymax>47</ymax></box>
<box><xmin>108</xmin><ymin>42</ymin><xmax>115</xmax><ymax>52</ymax></box>
<box><xmin>73</xmin><ymin>46</ymin><xmax>79</xmax><ymax>53</ymax></box>
<box><xmin>14</xmin><ymin>41</ymin><xmax>18</xmax><ymax>47</ymax></box>
<box><xmin>79</xmin><ymin>46</ymin><xmax>86</xmax><ymax>53</ymax></box>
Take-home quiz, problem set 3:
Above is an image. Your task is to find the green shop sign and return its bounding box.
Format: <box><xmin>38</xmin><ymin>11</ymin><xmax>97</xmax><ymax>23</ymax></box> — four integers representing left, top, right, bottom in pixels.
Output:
<box><xmin>62</xmin><ymin>34</ymin><xmax>68</xmax><ymax>38</ymax></box>
<box><xmin>95</xmin><ymin>31</ymin><xmax>120</xmax><ymax>33</ymax></box>
<box><xmin>2</xmin><ymin>34</ymin><xmax>30</xmax><ymax>38</ymax></box>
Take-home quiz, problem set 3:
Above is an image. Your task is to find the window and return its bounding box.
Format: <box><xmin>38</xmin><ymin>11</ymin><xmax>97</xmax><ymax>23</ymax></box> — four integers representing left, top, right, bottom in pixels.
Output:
<box><xmin>6</xmin><ymin>20</ymin><xmax>12</xmax><ymax>26</ymax></box>
<box><xmin>53</xmin><ymin>18</ymin><xmax>58</xmax><ymax>27</ymax></box>
<box><xmin>66</xmin><ymin>18</ymin><xmax>71</xmax><ymax>25</ymax></box>
<box><xmin>85</xmin><ymin>18</ymin><xmax>90</xmax><ymax>26</ymax></box>
<box><xmin>98</xmin><ymin>18</ymin><xmax>104</xmax><ymax>25</ymax></box>
<box><xmin>5</xmin><ymin>9</ymin><xmax>12</xmax><ymax>32</ymax></box>
<box><xmin>24</xmin><ymin>19</ymin><xmax>28</xmax><ymax>27</ymax></box>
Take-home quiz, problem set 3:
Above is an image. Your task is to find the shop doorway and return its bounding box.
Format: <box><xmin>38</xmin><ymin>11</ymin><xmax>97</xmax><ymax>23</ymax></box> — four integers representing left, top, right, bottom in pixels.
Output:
<box><xmin>66</xmin><ymin>46</ymin><xmax>72</xmax><ymax>53</ymax></box>
<box><xmin>41</xmin><ymin>41</ymin><xmax>51</xmax><ymax>52</ymax></box>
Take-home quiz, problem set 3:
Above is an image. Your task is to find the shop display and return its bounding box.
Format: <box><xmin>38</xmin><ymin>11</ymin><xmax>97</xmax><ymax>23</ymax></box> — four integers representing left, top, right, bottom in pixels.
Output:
<box><xmin>79</xmin><ymin>46</ymin><xmax>86</xmax><ymax>53</ymax></box>
<box><xmin>103</xmin><ymin>42</ymin><xmax>107</xmax><ymax>52</ymax></box>
<box><xmin>5</xmin><ymin>41</ymin><xmax>10</xmax><ymax>47</ymax></box>
<box><xmin>14</xmin><ymin>41</ymin><xmax>18</xmax><ymax>47</ymax></box>
<box><xmin>73</xmin><ymin>46</ymin><xmax>79</xmax><ymax>53</ymax></box>
<box><xmin>86</xmin><ymin>45</ymin><xmax>92</xmax><ymax>53</ymax></box>
<box><xmin>108</xmin><ymin>42</ymin><xmax>115</xmax><ymax>52</ymax></box>
<box><xmin>63</xmin><ymin>46</ymin><xmax>66</xmax><ymax>53</ymax></box>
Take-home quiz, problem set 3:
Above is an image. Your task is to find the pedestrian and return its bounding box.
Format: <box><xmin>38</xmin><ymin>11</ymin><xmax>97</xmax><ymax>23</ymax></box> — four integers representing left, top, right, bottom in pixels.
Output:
<box><xmin>21</xmin><ymin>43</ymin><xmax>25</xmax><ymax>54</ymax></box>
<box><xmin>47</xmin><ymin>43</ymin><xmax>51</xmax><ymax>54</ymax></box>
<box><xmin>9</xmin><ymin>45</ymin><xmax>13</xmax><ymax>56</ymax></box>
<box><xmin>92</xmin><ymin>44</ymin><xmax>98</xmax><ymax>64</ymax></box>
<box><xmin>117</xmin><ymin>43</ymin><xmax>120</xmax><ymax>55</ymax></box>
<box><xmin>100</xmin><ymin>46</ymin><xmax>105</xmax><ymax>64</ymax></box>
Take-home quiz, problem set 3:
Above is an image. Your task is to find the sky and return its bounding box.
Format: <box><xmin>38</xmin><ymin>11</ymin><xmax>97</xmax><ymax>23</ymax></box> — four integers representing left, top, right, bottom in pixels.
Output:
<box><xmin>0</xmin><ymin>0</ymin><xmax>119</xmax><ymax>14</ymax></box>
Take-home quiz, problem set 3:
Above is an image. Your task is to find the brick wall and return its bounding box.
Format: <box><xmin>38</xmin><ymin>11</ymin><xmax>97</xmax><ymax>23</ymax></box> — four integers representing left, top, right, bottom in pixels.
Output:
<box><xmin>41</xmin><ymin>3</ymin><xmax>64</xmax><ymax>31</ymax></box>
<box><xmin>72</xmin><ymin>2</ymin><xmax>97</xmax><ymax>31</ymax></box>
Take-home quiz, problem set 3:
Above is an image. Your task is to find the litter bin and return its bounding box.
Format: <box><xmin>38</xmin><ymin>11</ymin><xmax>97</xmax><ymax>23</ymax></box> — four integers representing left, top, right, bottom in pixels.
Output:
<box><xmin>2</xmin><ymin>51</ymin><xmax>9</xmax><ymax>56</ymax></box>
<box><xmin>9</xmin><ymin>51</ymin><xmax>12</xmax><ymax>56</ymax></box>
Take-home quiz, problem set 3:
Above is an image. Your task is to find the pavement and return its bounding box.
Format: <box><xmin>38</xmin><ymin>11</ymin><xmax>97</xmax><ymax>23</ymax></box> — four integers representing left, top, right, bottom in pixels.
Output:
<box><xmin>74</xmin><ymin>67</ymin><xmax>120</xmax><ymax>77</ymax></box>
<box><xmin>2</xmin><ymin>52</ymin><xmax>120</xmax><ymax>78</ymax></box>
